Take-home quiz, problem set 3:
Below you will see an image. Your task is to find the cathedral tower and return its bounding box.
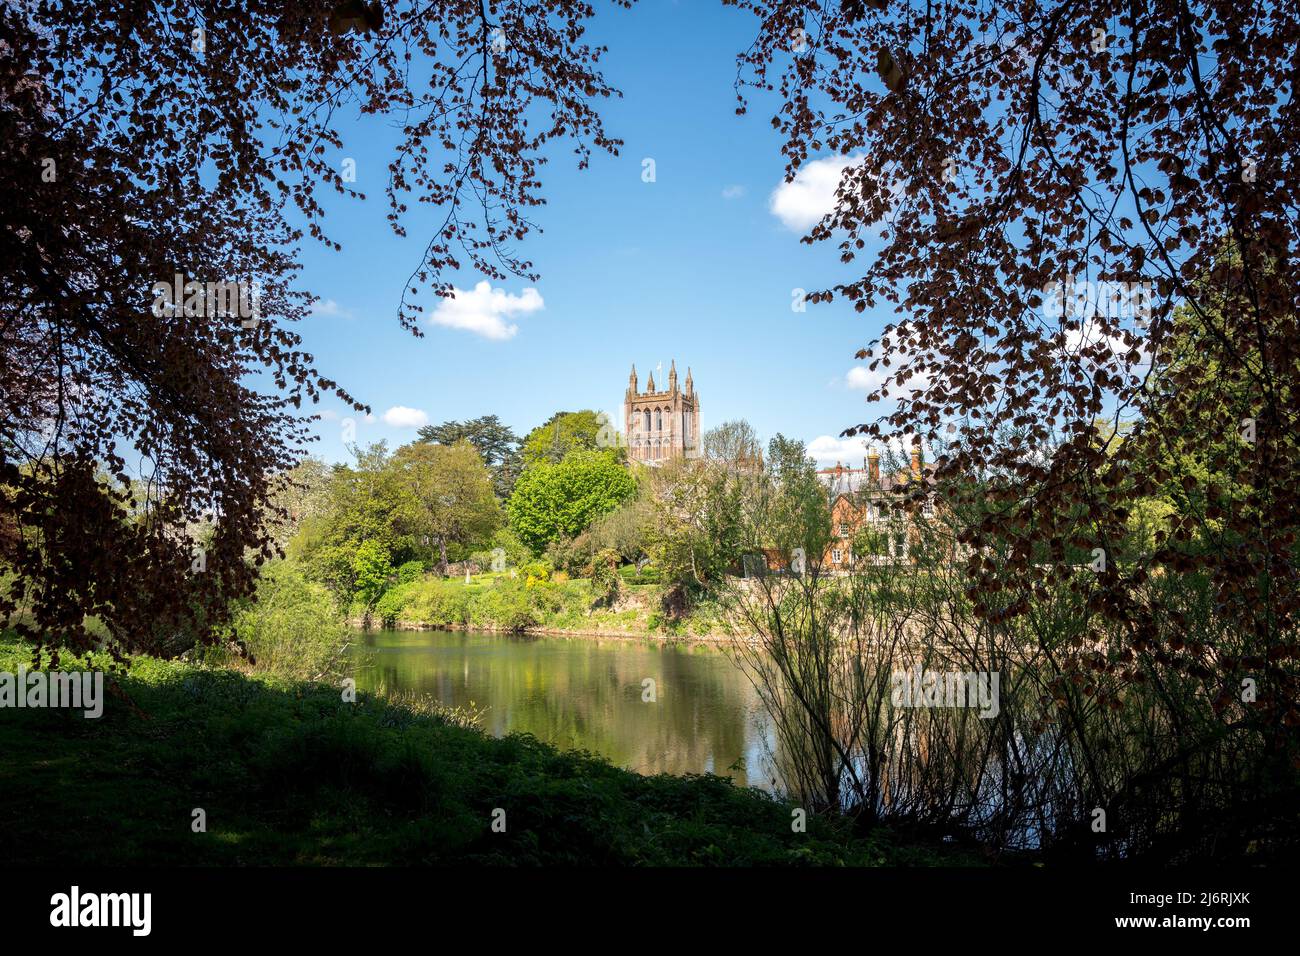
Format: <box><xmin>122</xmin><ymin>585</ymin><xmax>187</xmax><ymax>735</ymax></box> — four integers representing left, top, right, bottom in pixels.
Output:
<box><xmin>624</xmin><ymin>360</ymin><xmax>700</xmax><ymax>464</ymax></box>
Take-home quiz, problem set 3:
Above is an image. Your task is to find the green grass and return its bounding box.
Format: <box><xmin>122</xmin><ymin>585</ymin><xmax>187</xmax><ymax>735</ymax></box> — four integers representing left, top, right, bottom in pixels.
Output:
<box><xmin>0</xmin><ymin>634</ymin><xmax>971</xmax><ymax>866</ymax></box>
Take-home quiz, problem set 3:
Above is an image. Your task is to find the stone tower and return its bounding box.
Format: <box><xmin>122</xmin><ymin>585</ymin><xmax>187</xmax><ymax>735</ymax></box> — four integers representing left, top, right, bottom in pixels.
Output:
<box><xmin>624</xmin><ymin>360</ymin><xmax>700</xmax><ymax>464</ymax></box>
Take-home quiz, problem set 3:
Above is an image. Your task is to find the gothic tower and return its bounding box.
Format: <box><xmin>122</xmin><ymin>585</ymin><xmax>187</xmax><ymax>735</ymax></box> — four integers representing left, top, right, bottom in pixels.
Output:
<box><xmin>624</xmin><ymin>360</ymin><xmax>700</xmax><ymax>464</ymax></box>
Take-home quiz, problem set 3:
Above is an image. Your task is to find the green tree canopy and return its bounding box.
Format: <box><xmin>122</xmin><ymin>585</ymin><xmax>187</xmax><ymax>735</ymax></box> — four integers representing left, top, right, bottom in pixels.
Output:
<box><xmin>290</xmin><ymin>442</ymin><xmax>415</xmax><ymax>607</ymax></box>
<box><xmin>417</xmin><ymin>415</ymin><xmax>522</xmax><ymax>500</ymax></box>
<box><xmin>760</xmin><ymin>435</ymin><xmax>832</xmax><ymax>567</ymax></box>
<box><xmin>645</xmin><ymin>458</ymin><xmax>749</xmax><ymax>599</ymax></box>
<box><xmin>521</xmin><ymin>410</ymin><xmax>619</xmax><ymax>466</ymax></box>
<box><xmin>392</xmin><ymin>441</ymin><xmax>500</xmax><ymax>576</ymax></box>
<box><xmin>507</xmin><ymin>450</ymin><xmax>636</xmax><ymax>552</ymax></box>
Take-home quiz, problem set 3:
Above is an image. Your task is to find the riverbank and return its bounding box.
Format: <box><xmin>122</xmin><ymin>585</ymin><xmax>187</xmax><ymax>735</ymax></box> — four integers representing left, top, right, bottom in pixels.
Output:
<box><xmin>364</xmin><ymin>618</ymin><xmax>744</xmax><ymax>643</ymax></box>
<box><xmin>0</xmin><ymin>634</ymin><xmax>972</xmax><ymax>866</ymax></box>
<box><xmin>364</xmin><ymin>572</ymin><xmax>738</xmax><ymax>642</ymax></box>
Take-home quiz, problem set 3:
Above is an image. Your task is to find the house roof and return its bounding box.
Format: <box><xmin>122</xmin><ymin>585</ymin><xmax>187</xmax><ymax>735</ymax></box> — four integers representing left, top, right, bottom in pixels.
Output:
<box><xmin>816</xmin><ymin>463</ymin><xmax>937</xmax><ymax>497</ymax></box>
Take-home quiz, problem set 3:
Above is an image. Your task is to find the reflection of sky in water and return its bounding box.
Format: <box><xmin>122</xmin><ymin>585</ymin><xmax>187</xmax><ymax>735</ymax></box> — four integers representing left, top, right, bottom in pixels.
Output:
<box><xmin>353</xmin><ymin>630</ymin><xmax>782</xmax><ymax>792</ymax></box>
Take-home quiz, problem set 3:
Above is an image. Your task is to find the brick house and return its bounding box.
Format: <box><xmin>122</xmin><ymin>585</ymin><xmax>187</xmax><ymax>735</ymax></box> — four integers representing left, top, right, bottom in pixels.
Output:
<box><xmin>817</xmin><ymin>447</ymin><xmax>936</xmax><ymax>571</ymax></box>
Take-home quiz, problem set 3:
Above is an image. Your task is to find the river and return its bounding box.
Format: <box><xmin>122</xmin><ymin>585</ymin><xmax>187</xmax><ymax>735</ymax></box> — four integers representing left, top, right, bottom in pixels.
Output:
<box><xmin>352</xmin><ymin>628</ymin><xmax>780</xmax><ymax>790</ymax></box>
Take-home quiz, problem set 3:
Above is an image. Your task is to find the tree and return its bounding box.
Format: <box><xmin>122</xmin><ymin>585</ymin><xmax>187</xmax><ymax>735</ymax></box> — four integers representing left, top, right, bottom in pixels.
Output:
<box><xmin>731</xmin><ymin>0</ymin><xmax>1300</xmax><ymax>728</ymax></box>
<box><xmin>417</xmin><ymin>415</ymin><xmax>522</xmax><ymax>500</ymax></box>
<box><xmin>392</xmin><ymin>441</ymin><xmax>500</xmax><ymax>577</ymax></box>
<box><xmin>703</xmin><ymin>419</ymin><xmax>763</xmax><ymax>470</ymax></box>
<box><xmin>521</xmin><ymin>410</ymin><xmax>617</xmax><ymax>466</ymax></box>
<box><xmin>760</xmin><ymin>435</ymin><xmax>831</xmax><ymax>569</ymax></box>
<box><xmin>588</xmin><ymin>548</ymin><xmax>622</xmax><ymax>606</ymax></box>
<box><xmin>507</xmin><ymin>450</ymin><xmax>636</xmax><ymax>552</ymax></box>
<box><xmin>292</xmin><ymin>442</ymin><xmax>415</xmax><ymax>606</ymax></box>
<box><xmin>587</xmin><ymin>498</ymin><xmax>653</xmax><ymax>564</ymax></box>
<box><xmin>352</xmin><ymin>539</ymin><xmax>394</xmax><ymax>621</ymax></box>
<box><xmin>645</xmin><ymin>457</ymin><xmax>748</xmax><ymax>601</ymax></box>
<box><xmin>2</xmin><ymin>0</ymin><xmax>627</xmax><ymax>662</ymax></box>
<box><xmin>265</xmin><ymin>457</ymin><xmax>334</xmax><ymax>553</ymax></box>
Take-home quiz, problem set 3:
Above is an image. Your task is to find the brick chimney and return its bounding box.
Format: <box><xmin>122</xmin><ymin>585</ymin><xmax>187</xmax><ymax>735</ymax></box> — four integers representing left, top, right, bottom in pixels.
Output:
<box><xmin>867</xmin><ymin>450</ymin><xmax>880</xmax><ymax>484</ymax></box>
<box><xmin>910</xmin><ymin>446</ymin><xmax>921</xmax><ymax>479</ymax></box>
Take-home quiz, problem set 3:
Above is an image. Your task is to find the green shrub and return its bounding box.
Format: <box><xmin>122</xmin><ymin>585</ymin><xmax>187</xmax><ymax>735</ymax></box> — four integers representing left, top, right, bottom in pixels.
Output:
<box><xmin>469</xmin><ymin>580</ymin><xmax>538</xmax><ymax>631</ymax></box>
<box><xmin>588</xmin><ymin>548</ymin><xmax>621</xmax><ymax>606</ymax></box>
<box><xmin>374</xmin><ymin>580</ymin><xmax>417</xmax><ymax>627</ymax></box>
<box><xmin>370</xmin><ymin>574</ymin><xmax>610</xmax><ymax>633</ymax></box>
<box><xmin>395</xmin><ymin>560</ymin><xmax>427</xmax><ymax>585</ymax></box>
<box><xmin>392</xmin><ymin>579</ymin><xmax>473</xmax><ymax>627</ymax></box>
<box><xmin>216</xmin><ymin>562</ymin><xmax>351</xmax><ymax>681</ymax></box>
<box><xmin>527</xmin><ymin>580</ymin><xmax>571</xmax><ymax>617</ymax></box>
<box><xmin>519</xmin><ymin>558</ymin><xmax>553</xmax><ymax>584</ymax></box>
<box><xmin>545</xmin><ymin>532</ymin><xmax>596</xmax><ymax>576</ymax></box>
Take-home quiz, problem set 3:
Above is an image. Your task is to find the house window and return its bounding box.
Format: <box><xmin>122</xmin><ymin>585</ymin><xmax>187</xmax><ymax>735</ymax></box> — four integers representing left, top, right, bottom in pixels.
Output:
<box><xmin>832</xmin><ymin>549</ymin><xmax>842</xmax><ymax>564</ymax></box>
<box><xmin>838</xmin><ymin>522</ymin><xmax>849</xmax><ymax>536</ymax></box>
<box><xmin>644</xmin><ymin>409</ymin><xmax>651</xmax><ymax>431</ymax></box>
<box><xmin>655</xmin><ymin>409</ymin><xmax>662</xmax><ymax>431</ymax></box>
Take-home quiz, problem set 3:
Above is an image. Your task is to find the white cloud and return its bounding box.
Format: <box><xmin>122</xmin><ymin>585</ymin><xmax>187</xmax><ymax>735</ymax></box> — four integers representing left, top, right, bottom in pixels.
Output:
<box><xmin>382</xmin><ymin>406</ymin><xmax>428</xmax><ymax>428</ymax></box>
<box><xmin>809</xmin><ymin>434</ymin><xmax>919</xmax><ymax>467</ymax></box>
<box><xmin>1063</xmin><ymin>320</ymin><xmax>1147</xmax><ymax>358</ymax></box>
<box><xmin>427</xmin><ymin>281</ymin><xmax>543</xmax><ymax>340</ymax></box>
<box><xmin>1060</xmin><ymin>319</ymin><xmax>1152</xmax><ymax>380</ymax></box>
<box><xmin>721</xmin><ymin>184</ymin><xmax>745</xmax><ymax>200</ymax></box>
<box><xmin>845</xmin><ymin>366</ymin><xmax>882</xmax><ymax>391</ymax></box>
<box><xmin>807</xmin><ymin>434</ymin><xmax>871</xmax><ymax>467</ymax></box>
<box><xmin>845</xmin><ymin>363</ymin><xmax>930</xmax><ymax>394</ymax></box>
<box><xmin>769</xmin><ymin>155</ymin><xmax>865</xmax><ymax>231</ymax></box>
<box><xmin>769</xmin><ymin>154</ymin><xmax>908</xmax><ymax>232</ymax></box>
<box><xmin>317</xmin><ymin>409</ymin><xmax>341</xmax><ymax>421</ymax></box>
<box><xmin>310</xmin><ymin>299</ymin><xmax>353</xmax><ymax>319</ymax></box>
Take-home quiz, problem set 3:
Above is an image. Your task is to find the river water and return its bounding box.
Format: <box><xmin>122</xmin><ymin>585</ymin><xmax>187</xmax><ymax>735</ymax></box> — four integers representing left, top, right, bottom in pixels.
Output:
<box><xmin>353</xmin><ymin>628</ymin><xmax>780</xmax><ymax>790</ymax></box>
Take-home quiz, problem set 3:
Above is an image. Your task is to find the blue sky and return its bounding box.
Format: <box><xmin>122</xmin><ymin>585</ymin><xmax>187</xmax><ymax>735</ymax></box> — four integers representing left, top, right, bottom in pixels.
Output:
<box><xmin>293</xmin><ymin>0</ymin><xmax>897</xmax><ymax>469</ymax></box>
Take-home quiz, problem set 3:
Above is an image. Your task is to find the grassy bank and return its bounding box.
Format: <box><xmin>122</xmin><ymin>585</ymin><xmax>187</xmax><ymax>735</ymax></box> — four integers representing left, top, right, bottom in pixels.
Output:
<box><xmin>369</xmin><ymin>572</ymin><xmax>730</xmax><ymax>638</ymax></box>
<box><xmin>0</xmin><ymin>634</ymin><xmax>969</xmax><ymax>866</ymax></box>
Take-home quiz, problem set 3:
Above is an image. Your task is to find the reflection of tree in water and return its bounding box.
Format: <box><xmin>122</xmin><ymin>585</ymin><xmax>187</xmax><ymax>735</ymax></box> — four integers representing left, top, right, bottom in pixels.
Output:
<box><xmin>355</xmin><ymin>630</ymin><xmax>782</xmax><ymax>790</ymax></box>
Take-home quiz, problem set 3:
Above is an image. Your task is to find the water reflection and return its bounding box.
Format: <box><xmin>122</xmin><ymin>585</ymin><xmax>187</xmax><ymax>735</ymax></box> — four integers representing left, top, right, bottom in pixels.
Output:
<box><xmin>353</xmin><ymin>629</ymin><xmax>779</xmax><ymax>791</ymax></box>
